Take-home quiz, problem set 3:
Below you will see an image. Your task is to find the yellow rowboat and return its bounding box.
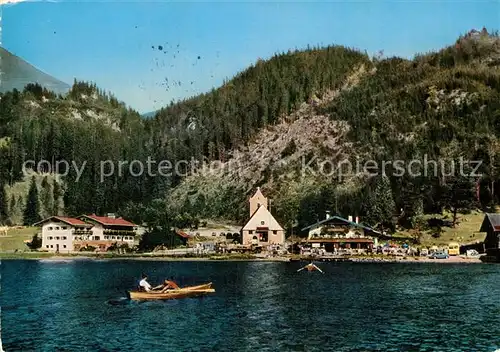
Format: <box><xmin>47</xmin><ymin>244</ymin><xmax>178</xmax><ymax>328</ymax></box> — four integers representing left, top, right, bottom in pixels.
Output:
<box><xmin>128</xmin><ymin>288</ymin><xmax>215</xmax><ymax>300</ymax></box>
<box><xmin>127</xmin><ymin>282</ymin><xmax>215</xmax><ymax>300</ymax></box>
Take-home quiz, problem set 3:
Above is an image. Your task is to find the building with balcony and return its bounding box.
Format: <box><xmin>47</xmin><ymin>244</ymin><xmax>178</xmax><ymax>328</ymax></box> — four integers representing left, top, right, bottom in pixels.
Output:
<box><xmin>35</xmin><ymin>216</ymin><xmax>93</xmax><ymax>253</ymax></box>
<box><xmin>75</xmin><ymin>214</ymin><xmax>137</xmax><ymax>251</ymax></box>
<box><xmin>300</xmin><ymin>213</ymin><xmax>386</xmax><ymax>252</ymax></box>
<box><xmin>35</xmin><ymin>213</ymin><xmax>138</xmax><ymax>252</ymax></box>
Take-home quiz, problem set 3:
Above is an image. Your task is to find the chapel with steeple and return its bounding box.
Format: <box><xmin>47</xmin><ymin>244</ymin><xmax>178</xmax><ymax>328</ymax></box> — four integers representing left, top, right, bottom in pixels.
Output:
<box><xmin>241</xmin><ymin>188</ymin><xmax>285</xmax><ymax>246</ymax></box>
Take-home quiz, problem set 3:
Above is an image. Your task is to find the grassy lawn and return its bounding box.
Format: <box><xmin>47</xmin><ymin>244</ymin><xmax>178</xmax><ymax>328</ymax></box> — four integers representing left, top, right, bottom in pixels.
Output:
<box><xmin>396</xmin><ymin>209</ymin><xmax>490</xmax><ymax>247</ymax></box>
<box><xmin>0</xmin><ymin>227</ymin><xmax>38</xmax><ymax>252</ymax></box>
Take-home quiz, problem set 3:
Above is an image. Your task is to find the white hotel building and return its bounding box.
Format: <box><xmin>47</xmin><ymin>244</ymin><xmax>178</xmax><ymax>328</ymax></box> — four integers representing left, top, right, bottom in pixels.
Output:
<box><xmin>35</xmin><ymin>214</ymin><xmax>137</xmax><ymax>253</ymax></box>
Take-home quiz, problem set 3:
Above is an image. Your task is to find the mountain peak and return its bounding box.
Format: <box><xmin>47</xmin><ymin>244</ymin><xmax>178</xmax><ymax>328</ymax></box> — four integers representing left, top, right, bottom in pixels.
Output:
<box><xmin>0</xmin><ymin>47</ymin><xmax>70</xmax><ymax>95</ymax></box>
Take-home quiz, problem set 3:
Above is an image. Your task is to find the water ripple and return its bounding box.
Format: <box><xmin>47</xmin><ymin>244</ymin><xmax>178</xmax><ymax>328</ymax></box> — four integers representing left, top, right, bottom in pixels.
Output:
<box><xmin>2</xmin><ymin>261</ymin><xmax>500</xmax><ymax>351</ymax></box>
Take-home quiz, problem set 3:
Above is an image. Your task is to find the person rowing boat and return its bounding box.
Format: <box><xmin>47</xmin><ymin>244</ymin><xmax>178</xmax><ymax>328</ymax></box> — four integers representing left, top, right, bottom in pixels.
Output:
<box><xmin>297</xmin><ymin>262</ymin><xmax>324</xmax><ymax>274</ymax></box>
<box><xmin>152</xmin><ymin>277</ymin><xmax>180</xmax><ymax>293</ymax></box>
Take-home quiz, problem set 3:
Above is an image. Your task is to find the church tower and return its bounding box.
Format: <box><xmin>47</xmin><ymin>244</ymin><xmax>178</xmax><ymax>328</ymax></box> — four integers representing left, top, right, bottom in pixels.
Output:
<box><xmin>249</xmin><ymin>187</ymin><xmax>268</xmax><ymax>217</ymax></box>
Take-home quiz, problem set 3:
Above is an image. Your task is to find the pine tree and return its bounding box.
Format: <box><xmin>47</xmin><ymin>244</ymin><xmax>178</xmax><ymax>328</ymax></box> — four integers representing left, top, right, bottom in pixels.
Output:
<box><xmin>41</xmin><ymin>176</ymin><xmax>54</xmax><ymax>218</ymax></box>
<box><xmin>442</xmin><ymin>173</ymin><xmax>477</xmax><ymax>227</ymax></box>
<box><xmin>23</xmin><ymin>176</ymin><xmax>41</xmax><ymax>225</ymax></box>
<box><xmin>365</xmin><ymin>175</ymin><xmax>396</xmax><ymax>232</ymax></box>
<box><xmin>53</xmin><ymin>179</ymin><xmax>62</xmax><ymax>215</ymax></box>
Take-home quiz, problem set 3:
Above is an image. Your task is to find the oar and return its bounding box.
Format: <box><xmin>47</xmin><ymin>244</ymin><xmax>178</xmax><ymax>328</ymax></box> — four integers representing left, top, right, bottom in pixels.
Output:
<box><xmin>313</xmin><ymin>264</ymin><xmax>324</xmax><ymax>274</ymax></box>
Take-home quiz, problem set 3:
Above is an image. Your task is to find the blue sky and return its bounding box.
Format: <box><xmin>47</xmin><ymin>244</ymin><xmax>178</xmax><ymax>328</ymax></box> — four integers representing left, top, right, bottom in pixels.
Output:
<box><xmin>3</xmin><ymin>0</ymin><xmax>499</xmax><ymax>113</ymax></box>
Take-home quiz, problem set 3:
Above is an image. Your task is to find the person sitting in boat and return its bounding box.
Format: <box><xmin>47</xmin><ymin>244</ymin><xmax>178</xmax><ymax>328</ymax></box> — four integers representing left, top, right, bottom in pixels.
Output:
<box><xmin>152</xmin><ymin>277</ymin><xmax>180</xmax><ymax>292</ymax></box>
<box><xmin>297</xmin><ymin>262</ymin><xmax>324</xmax><ymax>273</ymax></box>
<box><xmin>139</xmin><ymin>274</ymin><xmax>152</xmax><ymax>292</ymax></box>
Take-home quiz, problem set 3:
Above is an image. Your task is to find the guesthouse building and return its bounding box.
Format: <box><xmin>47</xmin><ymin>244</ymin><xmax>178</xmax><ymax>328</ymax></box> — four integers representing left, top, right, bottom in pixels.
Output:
<box><xmin>75</xmin><ymin>214</ymin><xmax>137</xmax><ymax>251</ymax></box>
<box><xmin>35</xmin><ymin>216</ymin><xmax>93</xmax><ymax>253</ymax></box>
<box><xmin>35</xmin><ymin>213</ymin><xmax>138</xmax><ymax>252</ymax></box>
<box><xmin>241</xmin><ymin>188</ymin><xmax>285</xmax><ymax>246</ymax></box>
<box><xmin>301</xmin><ymin>213</ymin><xmax>386</xmax><ymax>252</ymax></box>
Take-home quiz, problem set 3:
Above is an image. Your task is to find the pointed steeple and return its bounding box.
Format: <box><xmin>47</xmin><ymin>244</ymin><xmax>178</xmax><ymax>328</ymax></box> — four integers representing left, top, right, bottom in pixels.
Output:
<box><xmin>249</xmin><ymin>187</ymin><xmax>268</xmax><ymax>217</ymax></box>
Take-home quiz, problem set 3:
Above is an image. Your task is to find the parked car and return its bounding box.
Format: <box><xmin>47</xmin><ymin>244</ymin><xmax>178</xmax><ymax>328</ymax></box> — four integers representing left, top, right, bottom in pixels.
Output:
<box><xmin>466</xmin><ymin>249</ymin><xmax>479</xmax><ymax>257</ymax></box>
<box><xmin>463</xmin><ymin>249</ymin><xmax>483</xmax><ymax>259</ymax></box>
<box><xmin>429</xmin><ymin>252</ymin><xmax>449</xmax><ymax>259</ymax></box>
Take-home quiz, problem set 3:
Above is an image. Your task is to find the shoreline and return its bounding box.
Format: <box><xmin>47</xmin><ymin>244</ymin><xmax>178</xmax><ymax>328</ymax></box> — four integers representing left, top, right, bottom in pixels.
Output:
<box><xmin>0</xmin><ymin>252</ymin><xmax>486</xmax><ymax>264</ymax></box>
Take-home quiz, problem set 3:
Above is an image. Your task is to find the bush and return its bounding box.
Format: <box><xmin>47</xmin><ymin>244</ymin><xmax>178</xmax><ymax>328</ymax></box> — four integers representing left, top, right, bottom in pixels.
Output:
<box><xmin>26</xmin><ymin>234</ymin><xmax>42</xmax><ymax>250</ymax></box>
<box><xmin>108</xmin><ymin>242</ymin><xmax>133</xmax><ymax>253</ymax></box>
<box><xmin>431</xmin><ymin>227</ymin><xmax>443</xmax><ymax>238</ymax></box>
<box><xmin>80</xmin><ymin>245</ymin><xmax>96</xmax><ymax>252</ymax></box>
<box><xmin>281</xmin><ymin>139</ymin><xmax>297</xmax><ymax>158</ymax></box>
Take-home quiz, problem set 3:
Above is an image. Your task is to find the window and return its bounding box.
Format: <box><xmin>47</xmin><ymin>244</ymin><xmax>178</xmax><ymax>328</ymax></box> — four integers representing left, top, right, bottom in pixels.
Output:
<box><xmin>261</xmin><ymin>221</ymin><xmax>265</xmax><ymax>225</ymax></box>
<box><xmin>55</xmin><ymin>237</ymin><xmax>60</xmax><ymax>240</ymax></box>
<box><xmin>93</xmin><ymin>236</ymin><xmax>100</xmax><ymax>241</ymax></box>
<box><xmin>48</xmin><ymin>237</ymin><xmax>53</xmax><ymax>240</ymax></box>
<box><xmin>55</xmin><ymin>227</ymin><xmax>60</xmax><ymax>230</ymax></box>
<box><xmin>273</xmin><ymin>230</ymin><xmax>277</xmax><ymax>235</ymax></box>
<box><xmin>112</xmin><ymin>236</ymin><xmax>116</xmax><ymax>240</ymax></box>
<box><xmin>62</xmin><ymin>237</ymin><xmax>67</xmax><ymax>240</ymax></box>
<box><xmin>62</xmin><ymin>226</ymin><xmax>68</xmax><ymax>230</ymax></box>
<box><xmin>104</xmin><ymin>236</ymin><xmax>109</xmax><ymax>240</ymax></box>
<box><xmin>63</xmin><ymin>245</ymin><xmax>66</xmax><ymax>248</ymax></box>
<box><xmin>46</xmin><ymin>245</ymin><xmax>49</xmax><ymax>248</ymax></box>
<box><xmin>50</xmin><ymin>245</ymin><xmax>53</xmax><ymax>248</ymax></box>
<box><xmin>48</xmin><ymin>227</ymin><xmax>53</xmax><ymax>230</ymax></box>
<box><xmin>249</xmin><ymin>230</ymin><xmax>253</xmax><ymax>234</ymax></box>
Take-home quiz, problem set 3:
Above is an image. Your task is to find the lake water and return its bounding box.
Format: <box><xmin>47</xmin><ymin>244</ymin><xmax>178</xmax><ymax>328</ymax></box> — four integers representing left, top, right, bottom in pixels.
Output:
<box><xmin>2</xmin><ymin>260</ymin><xmax>500</xmax><ymax>351</ymax></box>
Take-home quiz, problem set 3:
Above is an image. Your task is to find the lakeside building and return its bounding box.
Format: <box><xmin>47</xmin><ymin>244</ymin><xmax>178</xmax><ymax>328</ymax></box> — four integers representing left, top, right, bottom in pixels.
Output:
<box><xmin>480</xmin><ymin>213</ymin><xmax>500</xmax><ymax>250</ymax></box>
<box><xmin>241</xmin><ymin>188</ymin><xmax>285</xmax><ymax>246</ymax></box>
<box><xmin>75</xmin><ymin>214</ymin><xmax>136</xmax><ymax>251</ymax></box>
<box><xmin>35</xmin><ymin>216</ymin><xmax>93</xmax><ymax>252</ymax></box>
<box><xmin>477</xmin><ymin>213</ymin><xmax>500</xmax><ymax>261</ymax></box>
<box><xmin>35</xmin><ymin>214</ymin><xmax>137</xmax><ymax>253</ymax></box>
<box><xmin>175</xmin><ymin>229</ymin><xmax>190</xmax><ymax>246</ymax></box>
<box><xmin>300</xmin><ymin>212</ymin><xmax>387</xmax><ymax>252</ymax></box>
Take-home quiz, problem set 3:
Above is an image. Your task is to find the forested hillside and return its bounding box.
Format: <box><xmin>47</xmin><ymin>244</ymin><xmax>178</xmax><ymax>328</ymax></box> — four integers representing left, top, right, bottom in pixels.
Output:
<box><xmin>162</xmin><ymin>28</ymin><xmax>500</xmax><ymax>233</ymax></box>
<box><xmin>0</xmin><ymin>81</ymin><xmax>151</xmax><ymax>222</ymax></box>
<box><xmin>1</xmin><ymin>29</ymin><xmax>499</xmax><ymax>237</ymax></box>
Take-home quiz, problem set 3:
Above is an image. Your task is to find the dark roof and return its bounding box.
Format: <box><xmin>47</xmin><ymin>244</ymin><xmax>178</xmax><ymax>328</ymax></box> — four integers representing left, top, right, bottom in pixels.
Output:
<box><xmin>301</xmin><ymin>216</ymin><xmax>382</xmax><ymax>235</ymax></box>
<box><xmin>480</xmin><ymin>213</ymin><xmax>500</xmax><ymax>232</ymax></box>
